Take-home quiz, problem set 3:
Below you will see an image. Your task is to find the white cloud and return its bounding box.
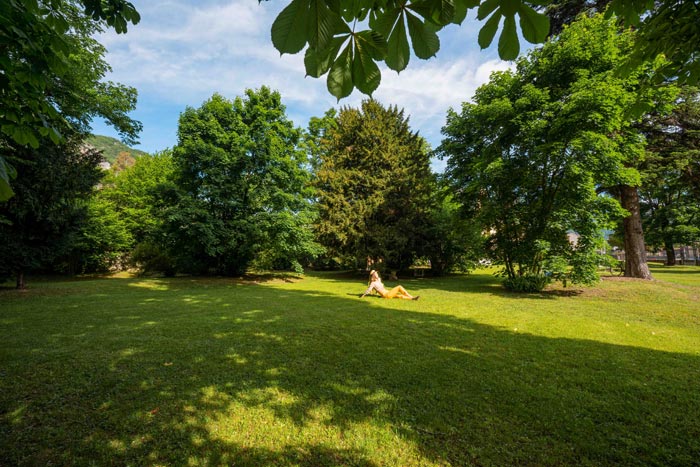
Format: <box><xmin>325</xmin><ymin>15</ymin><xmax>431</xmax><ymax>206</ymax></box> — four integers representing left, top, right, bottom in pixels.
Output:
<box><xmin>99</xmin><ymin>1</ymin><xmax>288</xmax><ymax>98</ymax></box>
<box><xmin>372</xmin><ymin>58</ymin><xmax>513</xmax><ymax>139</ymax></box>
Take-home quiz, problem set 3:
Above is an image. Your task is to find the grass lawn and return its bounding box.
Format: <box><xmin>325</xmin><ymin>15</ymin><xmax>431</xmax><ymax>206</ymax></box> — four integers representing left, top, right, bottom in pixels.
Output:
<box><xmin>1</xmin><ymin>264</ymin><xmax>699</xmax><ymax>466</ymax></box>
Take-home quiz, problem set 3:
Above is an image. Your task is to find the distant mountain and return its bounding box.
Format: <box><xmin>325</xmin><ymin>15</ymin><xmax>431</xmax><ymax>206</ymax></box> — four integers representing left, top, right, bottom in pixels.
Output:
<box><xmin>86</xmin><ymin>135</ymin><xmax>148</xmax><ymax>163</ymax></box>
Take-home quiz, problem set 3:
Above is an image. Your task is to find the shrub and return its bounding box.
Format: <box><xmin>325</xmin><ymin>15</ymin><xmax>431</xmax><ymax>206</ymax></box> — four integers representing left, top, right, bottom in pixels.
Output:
<box><xmin>131</xmin><ymin>242</ymin><xmax>176</xmax><ymax>277</ymax></box>
<box><xmin>503</xmin><ymin>274</ymin><xmax>551</xmax><ymax>293</ymax></box>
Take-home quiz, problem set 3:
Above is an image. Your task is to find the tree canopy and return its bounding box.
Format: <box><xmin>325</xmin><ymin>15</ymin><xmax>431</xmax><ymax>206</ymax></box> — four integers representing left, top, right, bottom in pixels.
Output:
<box><xmin>0</xmin><ymin>0</ymin><xmax>141</xmax><ymax>200</ymax></box>
<box><xmin>314</xmin><ymin>99</ymin><xmax>436</xmax><ymax>271</ymax></box>
<box><xmin>0</xmin><ymin>138</ymin><xmax>104</xmax><ymax>288</ymax></box>
<box><xmin>638</xmin><ymin>87</ymin><xmax>700</xmax><ymax>265</ymax></box>
<box><xmin>437</xmin><ymin>14</ymin><xmax>672</xmax><ymax>287</ymax></box>
<box><xmin>164</xmin><ymin>88</ymin><xmax>321</xmax><ymax>275</ymax></box>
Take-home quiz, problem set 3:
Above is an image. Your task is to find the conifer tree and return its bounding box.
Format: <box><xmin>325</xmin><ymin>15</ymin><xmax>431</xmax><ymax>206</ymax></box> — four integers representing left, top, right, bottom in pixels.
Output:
<box><xmin>314</xmin><ymin>100</ymin><xmax>435</xmax><ymax>272</ymax></box>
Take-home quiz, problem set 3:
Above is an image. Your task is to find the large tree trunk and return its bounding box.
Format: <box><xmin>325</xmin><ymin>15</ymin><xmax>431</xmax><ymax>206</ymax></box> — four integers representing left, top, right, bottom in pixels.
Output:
<box><xmin>620</xmin><ymin>185</ymin><xmax>653</xmax><ymax>279</ymax></box>
<box><xmin>664</xmin><ymin>239</ymin><xmax>676</xmax><ymax>266</ymax></box>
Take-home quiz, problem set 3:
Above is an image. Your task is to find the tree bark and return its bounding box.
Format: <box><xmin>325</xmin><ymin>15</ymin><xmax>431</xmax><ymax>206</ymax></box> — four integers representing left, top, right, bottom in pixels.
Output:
<box><xmin>620</xmin><ymin>185</ymin><xmax>653</xmax><ymax>279</ymax></box>
<box><xmin>664</xmin><ymin>239</ymin><xmax>676</xmax><ymax>266</ymax></box>
<box><xmin>16</xmin><ymin>270</ymin><xmax>26</xmax><ymax>290</ymax></box>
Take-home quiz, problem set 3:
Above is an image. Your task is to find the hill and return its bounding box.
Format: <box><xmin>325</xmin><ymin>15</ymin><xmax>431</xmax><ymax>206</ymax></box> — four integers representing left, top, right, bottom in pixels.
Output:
<box><xmin>86</xmin><ymin>135</ymin><xmax>148</xmax><ymax>163</ymax></box>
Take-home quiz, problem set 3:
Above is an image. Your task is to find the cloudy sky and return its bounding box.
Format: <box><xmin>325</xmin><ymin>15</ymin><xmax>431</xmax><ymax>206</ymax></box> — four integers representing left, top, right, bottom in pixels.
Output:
<box><xmin>91</xmin><ymin>0</ymin><xmax>519</xmax><ymax>171</ymax></box>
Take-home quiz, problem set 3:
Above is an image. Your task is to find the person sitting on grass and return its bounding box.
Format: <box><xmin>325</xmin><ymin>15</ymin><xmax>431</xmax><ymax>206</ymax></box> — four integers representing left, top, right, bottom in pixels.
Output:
<box><xmin>360</xmin><ymin>269</ymin><xmax>419</xmax><ymax>300</ymax></box>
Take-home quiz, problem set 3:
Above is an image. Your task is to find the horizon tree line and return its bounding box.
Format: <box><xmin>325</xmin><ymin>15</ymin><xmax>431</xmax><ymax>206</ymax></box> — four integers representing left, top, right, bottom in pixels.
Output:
<box><xmin>2</xmin><ymin>6</ymin><xmax>699</xmax><ymax>290</ymax></box>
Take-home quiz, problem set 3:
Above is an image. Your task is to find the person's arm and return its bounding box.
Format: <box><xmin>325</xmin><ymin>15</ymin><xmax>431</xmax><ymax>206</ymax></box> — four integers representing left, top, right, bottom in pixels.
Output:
<box><xmin>360</xmin><ymin>282</ymin><xmax>375</xmax><ymax>298</ymax></box>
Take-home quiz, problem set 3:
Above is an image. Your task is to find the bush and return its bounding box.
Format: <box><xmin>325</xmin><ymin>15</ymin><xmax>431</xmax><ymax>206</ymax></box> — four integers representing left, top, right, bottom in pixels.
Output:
<box><xmin>503</xmin><ymin>274</ymin><xmax>551</xmax><ymax>293</ymax></box>
<box><xmin>131</xmin><ymin>242</ymin><xmax>176</xmax><ymax>277</ymax></box>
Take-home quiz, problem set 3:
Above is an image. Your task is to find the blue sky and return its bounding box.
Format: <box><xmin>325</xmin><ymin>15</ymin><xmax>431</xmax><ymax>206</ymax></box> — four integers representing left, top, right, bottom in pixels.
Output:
<box><xmin>91</xmin><ymin>0</ymin><xmax>517</xmax><ymax>171</ymax></box>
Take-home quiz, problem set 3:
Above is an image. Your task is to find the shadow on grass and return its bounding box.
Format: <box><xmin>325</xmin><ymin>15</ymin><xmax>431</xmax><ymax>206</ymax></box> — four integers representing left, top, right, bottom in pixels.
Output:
<box><xmin>1</xmin><ymin>278</ymin><xmax>698</xmax><ymax>466</ymax></box>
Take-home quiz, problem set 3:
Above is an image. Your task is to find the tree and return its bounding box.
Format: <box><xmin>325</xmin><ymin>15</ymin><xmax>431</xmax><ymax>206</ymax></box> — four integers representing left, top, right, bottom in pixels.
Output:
<box><xmin>422</xmin><ymin>187</ymin><xmax>483</xmax><ymax>275</ymax></box>
<box><xmin>112</xmin><ymin>151</ymin><xmax>137</xmax><ymax>172</ymax></box>
<box><xmin>438</xmin><ymin>14</ymin><xmax>666</xmax><ymax>287</ymax></box>
<box><xmin>638</xmin><ymin>87</ymin><xmax>700</xmax><ymax>265</ymax></box>
<box><xmin>314</xmin><ymin>99</ymin><xmax>436</xmax><ymax>272</ymax></box>
<box><xmin>544</xmin><ymin>0</ymin><xmax>612</xmax><ymax>36</ymax></box>
<box><xmin>71</xmin><ymin>194</ymin><xmax>133</xmax><ymax>273</ymax></box>
<box><xmin>165</xmin><ymin>88</ymin><xmax>320</xmax><ymax>275</ymax></box>
<box><xmin>302</xmin><ymin>108</ymin><xmax>338</xmax><ymax>174</ymax></box>
<box><xmin>70</xmin><ymin>150</ymin><xmax>176</xmax><ymax>273</ymax></box>
<box><xmin>99</xmin><ymin>150</ymin><xmax>175</xmax><ymax>246</ymax></box>
<box><xmin>266</xmin><ymin>0</ymin><xmax>699</xmax><ymax>99</ymax></box>
<box><xmin>0</xmin><ymin>0</ymin><xmax>141</xmax><ymax>200</ymax></box>
<box><xmin>510</xmin><ymin>13</ymin><xmax>677</xmax><ymax>280</ymax></box>
<box><xmin>0</xmin><ymin>139</ymin><xmax>103</xmax><ymax>288</ymax></box>
<box><xmin>544</xmin><ymin>0</ymin><xmax>700</xmax><ymax>87</ymax></box>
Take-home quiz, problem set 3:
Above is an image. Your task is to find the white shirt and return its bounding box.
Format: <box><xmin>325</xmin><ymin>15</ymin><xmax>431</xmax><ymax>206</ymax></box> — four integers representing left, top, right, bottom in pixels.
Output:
<box><xmin>363</xmin><ymin>279</ymin><xmax>388</xmax><ymax>297</ymax></box>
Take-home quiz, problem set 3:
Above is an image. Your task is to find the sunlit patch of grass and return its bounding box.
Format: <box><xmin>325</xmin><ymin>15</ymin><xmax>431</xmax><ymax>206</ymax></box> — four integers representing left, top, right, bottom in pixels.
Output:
<box><xmin>1</xmin><ymin>268</ymin><xmax>699</xmax><ymax>466</ymax></box>
<box><xmin>129</xmin><ymin>280</ymin><xmax>171</xmax><ymax>291</ymax></box>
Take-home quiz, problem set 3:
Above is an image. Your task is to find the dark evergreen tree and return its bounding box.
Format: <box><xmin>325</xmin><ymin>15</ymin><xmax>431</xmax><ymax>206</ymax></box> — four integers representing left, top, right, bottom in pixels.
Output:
<box><xmin>0</xmin><ymin>139</ymin><xmax>103</xmax><ymax>288</ymax></box>
<box><xmin>314</xmin><ymin>99</ymin><xmax>435</xmax><ymax>272</ymax></box>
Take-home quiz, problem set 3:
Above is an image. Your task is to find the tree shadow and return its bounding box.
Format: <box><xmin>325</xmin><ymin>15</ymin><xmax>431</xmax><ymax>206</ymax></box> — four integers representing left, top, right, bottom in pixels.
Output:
<box><xmin>1</xmin><ymin>278</ymin><xmax>698</xmax><ymax>466</ymax></box>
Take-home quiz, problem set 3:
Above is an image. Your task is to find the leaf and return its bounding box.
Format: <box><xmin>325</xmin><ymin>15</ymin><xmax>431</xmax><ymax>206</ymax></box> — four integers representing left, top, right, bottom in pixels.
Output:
<box><xmin>406</xmin><ymin>12</ymin><xmax>440</xmax><ymax>59</ymax></box>
<box><xmin>26</xmin><ymin>131</ymin><xmax>40</xmax><ymax>149</ymax></box>
<box><xmin>0</xmin><ymin>178</ymin><xmax>14</xmax><ymax>202</ymax></box>
<box><xmin>478</xmin><ymin>9</ymin><xmax>501</xmax><ymax>49</ymax></box>
<box><xmin>271</xmin><ymin>0</ymin><xmax>310</xmax><ymax>55</ymax></box>
<box><xmin>0</xmin><ymin>157</ymin><xmax>16</xmax><ymax>201</ymax></box>
<box><xmin>607</xmin><ymin>0</ymin><xmax>644</xmax><ymax>26</ymax></box>
<box><xmin>304</xmin><ymin>37</ymin><xmax>347</xmax><ymax>78</ymax></box>
<box><xmin>48</xmin><ymin>126</ymin><xmax>62</xmax><ymax>145</ymax></box>
<box><xmin>353</xmin><ymin>36</ymin><xmax>382</xmax><ymax>95</ymax></box>
<box><xmin>452</xmin><ymin>0</ymin><xmax>472</xmax><ymax>24</ymax></box>
<box><xmin>327</xmin><ymin>43</ymin><xmax>354</xmax><ymax>100</ymax></box>
<box><xmin>500</xmin><ymin>0</ymin><xmax>520</xmax><ymax>17</ymax></box>
<box><xmin>308</xmin><ymin>0</ymin><xmax>344</xmax><ymax>50</ymax></box>
<box><xmin>355</xmin><ymin>30</ymin><xmax>387</xmax><ymax>60</ymax></box>
<box><xmin>114</xmin><ymin>15</ymin><xmax>128</xmax><ymax>34</ymax></box>
<box><xmin>386</xmin><ymin>14</ymin><xmax>410</xmax><ymax>72</ymax></box>
<box><xmin>438</xmin><ymin>0</ymin><xmax>457</xmax><ymax>25</ymax></box>
<box><xmin>408</xmin><ymin>0</ymin><xmax>454</xmax><ymax>26</ymax></box>
<box><xmin>518</xmin><ymin>3</ymin><xmax>550</xmax><ymax>43</ymax></box>
<box><xmin>370</xmin><ymin>7</ymin><xmax>402</xmax><ymax>37</ymax></box>
<box><xmin>477</xmin><ymin>0</ymin><xmax>500</xmax><ymax>20</ymax></box>
<box><xmin>127</xmin><ymin>9</ymin><xmax>141</xmax><ymax>25</ymax></box>
<box><xmin>498</xmin><ymin>14</ymin><xmax>519</xmax><ymax>60</ymax></box>
<box><xmin>341</xmin><ymin>0</ymin><xmax>362</xmax><ymax>22</ymax></box>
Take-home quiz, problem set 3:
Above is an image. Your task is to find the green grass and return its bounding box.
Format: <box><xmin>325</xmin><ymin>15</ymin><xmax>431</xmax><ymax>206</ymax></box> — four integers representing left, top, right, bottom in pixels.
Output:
<box><xmin>1</xmin><ymin>265</ymin><xmax>699</xmax><ymax>466</ymax></box>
